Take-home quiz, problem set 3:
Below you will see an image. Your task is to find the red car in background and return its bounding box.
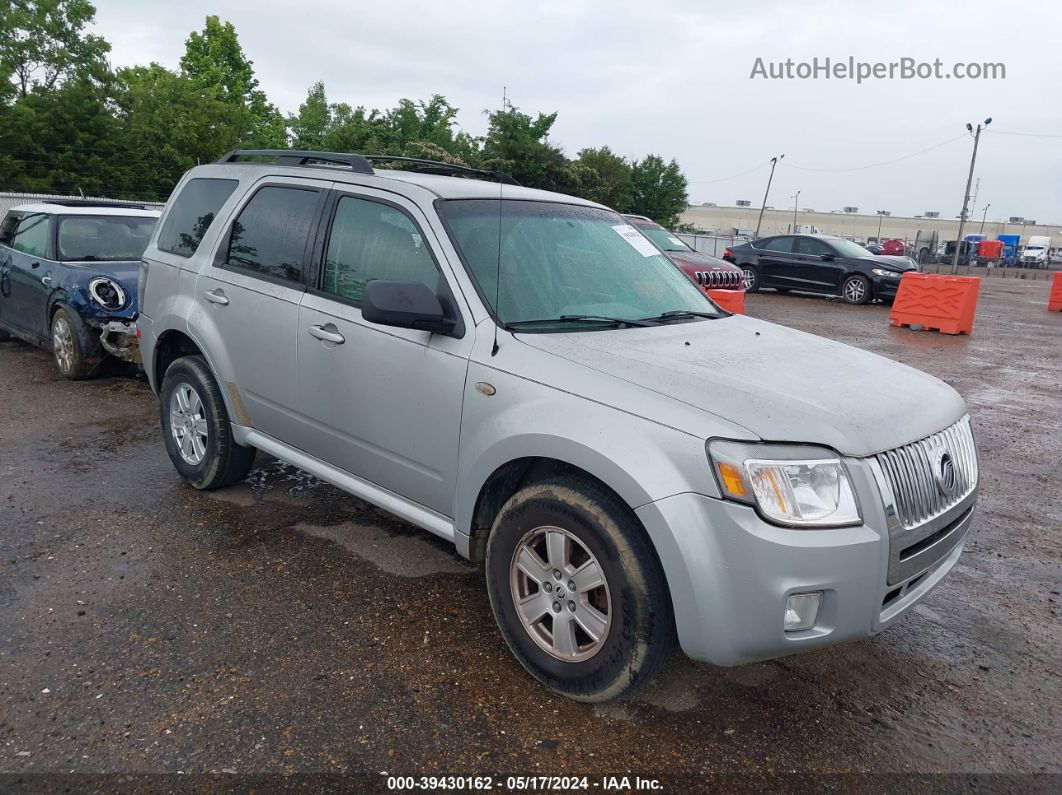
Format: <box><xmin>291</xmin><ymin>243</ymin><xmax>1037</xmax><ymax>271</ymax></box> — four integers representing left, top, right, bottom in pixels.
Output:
<box><xmin>880</xmin><ymin>239</ymin><xmax>907</xmax><ymax>256</ymax></box>
<box><xmin>622</xmin><ymin>215</ymin><xmax>746</xmax><ymax>313</ymax></box>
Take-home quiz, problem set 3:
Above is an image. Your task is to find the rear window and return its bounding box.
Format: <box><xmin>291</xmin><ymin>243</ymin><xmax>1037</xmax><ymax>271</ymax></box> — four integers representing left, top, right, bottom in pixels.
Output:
<box><xmin>157</xmin><ymin>178</ymin><xmax>239</xmax><ymax>257</ymax></box>
<box><xmin>57</xmin><ymin>216</ymin><xmax>157</xmax><ymax>261</ymax></box>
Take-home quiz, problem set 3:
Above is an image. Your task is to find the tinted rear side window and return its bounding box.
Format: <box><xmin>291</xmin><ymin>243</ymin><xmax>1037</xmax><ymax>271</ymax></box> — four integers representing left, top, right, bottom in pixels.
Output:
<box><xmin>764</xmin><ymin>237</ymin><xmax>794</xmax><ymax>253</ymax></box>
<box><xmin>157</xmin><ymin>178</ymin><xmax>238</xmax><ymax>257</ymax></box>
<box><xmin>226</xmin><ymin>186</ymin><xmax>319</xmax><ymax>284</ymax></box>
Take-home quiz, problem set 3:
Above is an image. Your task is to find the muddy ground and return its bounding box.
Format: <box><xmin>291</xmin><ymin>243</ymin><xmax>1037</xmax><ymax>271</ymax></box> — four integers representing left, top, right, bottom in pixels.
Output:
<box><xmin>1</xmin><ymin>273</ymin><xmax>1060</xmax><ymax>790</ymax></box>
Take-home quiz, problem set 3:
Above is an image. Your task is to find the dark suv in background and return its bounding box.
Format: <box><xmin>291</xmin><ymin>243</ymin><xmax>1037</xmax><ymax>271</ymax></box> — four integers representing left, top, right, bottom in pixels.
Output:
<box><xmin>724</xmin><ymin>234</ymin><xmax>917</xmax><ymax>304</ymax></box>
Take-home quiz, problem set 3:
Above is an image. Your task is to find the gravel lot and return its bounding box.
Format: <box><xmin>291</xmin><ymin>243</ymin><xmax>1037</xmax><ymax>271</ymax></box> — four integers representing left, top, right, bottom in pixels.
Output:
<box><xmin>1</xmin><ymin>274</ymin><xmax>1060</xmax><ymax>790</ymax></box>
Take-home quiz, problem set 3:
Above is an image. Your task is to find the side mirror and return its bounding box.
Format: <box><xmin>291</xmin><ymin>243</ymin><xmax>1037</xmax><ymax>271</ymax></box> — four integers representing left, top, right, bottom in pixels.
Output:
<box><xmin>362</xmin><ymin>280</ymin><xmax>457</xmax><ymax>336</ymax></box>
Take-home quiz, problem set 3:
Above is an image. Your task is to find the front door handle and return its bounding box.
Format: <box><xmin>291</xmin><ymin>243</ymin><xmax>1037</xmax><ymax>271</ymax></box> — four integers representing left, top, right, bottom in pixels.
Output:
<box><xmin>203</xmin><ymin>289</ymin><xmax>229</xmax><ymax>305</ymax></box>
<box><xmin>308</xmin><ymin>324</ymin><xmax>345</xmax><ymax>344</ymax></box>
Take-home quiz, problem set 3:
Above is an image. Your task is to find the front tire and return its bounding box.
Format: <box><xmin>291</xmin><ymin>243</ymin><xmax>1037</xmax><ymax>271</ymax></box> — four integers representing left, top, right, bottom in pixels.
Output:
<box><xmin>741</xmin><ymin>265</ymin><xmax>760</xmax><ymax>293</ymax></box>
<box><xmin>485</xmin><ymin>476</ymin><xmax>674</xmax><ymax>702</ymax></box>
<box><xmin>159</xmin><ymin>355</ymin><xmax>255</xmax><ymax>490</ymax></box>
<box><xmin>841</xmin><ymin>274</ymin><xmax>871</xmax><ymax>305</ymax></box>
<box><xmin>51</xmin><ymin>305</ymin><xmax>101</xmax><ymax>380</ymax></box>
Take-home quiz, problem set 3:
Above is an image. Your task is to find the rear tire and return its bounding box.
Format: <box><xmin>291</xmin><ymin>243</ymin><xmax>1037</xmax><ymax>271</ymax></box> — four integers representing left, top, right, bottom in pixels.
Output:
<box><xmin>741</xmin><ymin>265</ymin><xmax>760</xmax><ymax>293</ymax></box>
<box><xmin>51</xmin><ymin>305</ymin><xmax>101</xmax><ymax>380</ymax></box>
<box><xmin>485</xmin><ymin>476</ymin><xmax>674</xmax><ymax>702</ymax></box>
<box><xmin>159</xmin><ymin>355</ymin><xmax>255</xmax><ymax>490</ymax></box>
<box><xmin>841</xmin><ymin>274</ymin><xmax>871</xmax><ymax>305</ymax></box>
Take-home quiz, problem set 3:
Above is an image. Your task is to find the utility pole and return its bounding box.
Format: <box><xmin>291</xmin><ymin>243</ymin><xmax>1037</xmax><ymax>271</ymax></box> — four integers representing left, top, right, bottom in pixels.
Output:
<box><xmin>877</xmin><ymin>210</ymin><xmax>886</xmax><ymax>240</ymax></box>
<box><xmin>979</xmin><ymin>203</ymin><xmax>991</xmax><ymax>234</ymax></box>
<box><xmin>791</xmin><ymin>190</ymin><xmax>800</xmax><ymax>233</ymax></box>
<box><xmin>754</xmin><ymin>154</ymin><xmax>784</xmax><ymax>238</ymax></box>
<box><xmin>952</xmin><ymin>118</ymin><xmax>991</xmax><ymax>273</ymax></box>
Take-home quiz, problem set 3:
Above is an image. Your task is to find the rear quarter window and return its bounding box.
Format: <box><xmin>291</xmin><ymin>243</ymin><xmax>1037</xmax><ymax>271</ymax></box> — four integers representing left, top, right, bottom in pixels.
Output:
<box><xmin>157</xmin><ymin>178</ymin><xmax>239</xmax><ymax>257</ymax></box>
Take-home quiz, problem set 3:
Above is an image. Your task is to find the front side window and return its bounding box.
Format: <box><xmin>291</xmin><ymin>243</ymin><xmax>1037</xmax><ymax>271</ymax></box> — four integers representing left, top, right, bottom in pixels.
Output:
<box><xmin>322</xmin><ymin>196</ymin><xmax>439</xmax><ymax>302</ymax></box>
<box><xmin>10</xmin><ymin>214</ymin><xmax>50</xmax><ymax>258</ymax></box>
<box><xmin>438</xmin><ymin>200</ymin><xmax>719</xmax><ymax>329</ymax></box>
<box><xmin>57</xmin><ymin>216</ymin><xmax>157</xmax><ymax>262</ymax></box>
<box><xmin>226</xmin><ymin>186</ymin><xmax>319</xmax><ymax>284</ymax></box>
<box><xmin>796</xmin><ymin>237</ymin><xmax>833</xmax><ymax>256</ymax></box>
<box><xmin>157</xmin><ymin>178</ymin><xmax>239</xmax><ymax>257</ymax></box>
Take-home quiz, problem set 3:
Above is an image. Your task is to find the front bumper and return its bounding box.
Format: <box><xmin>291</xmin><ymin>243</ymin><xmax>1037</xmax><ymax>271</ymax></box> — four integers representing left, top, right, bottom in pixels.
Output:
<box><xmin>871</xmin><ymin>276</ymin><xmax>903</xmax><ymax>299</ymax></box>
<box><xmin>635</xmin><ymin>467</ymin><xmax>973</xmax><ymax>666</ymax></box>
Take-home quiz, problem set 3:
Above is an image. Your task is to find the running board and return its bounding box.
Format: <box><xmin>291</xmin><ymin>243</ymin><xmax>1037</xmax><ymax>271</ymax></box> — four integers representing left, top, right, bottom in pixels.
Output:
<box><xmin>239</xmin><ymin>428</ymin><xmax>456</xmax><ymax>542</ymax></box>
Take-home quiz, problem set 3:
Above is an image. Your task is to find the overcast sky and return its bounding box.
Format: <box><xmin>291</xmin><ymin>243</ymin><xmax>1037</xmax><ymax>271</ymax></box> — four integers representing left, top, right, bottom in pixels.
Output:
<box><xmin>91</xmin><ymin>0</ymin><xmax>1062</xmax><ymax>224</ymax></box>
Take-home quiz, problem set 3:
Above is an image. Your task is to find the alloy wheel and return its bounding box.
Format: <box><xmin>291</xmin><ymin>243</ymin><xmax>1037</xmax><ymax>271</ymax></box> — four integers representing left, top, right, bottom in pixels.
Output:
<box><xmin>741</xmin><ymin>267</ymin><xmax>757</xmax><ymax>290</ymax></box>
<box><xmin>52</xmin><ymin>315</ymin><xmax>74</xmax><ymax>374</ymax></box>
<box><xmin>169</xmin><ymin>382</ymin><xmax>209</xmax><ymax>466</ymax></box>
<box><xmin>509</xmin><ymin>525</ymin><xmax>612</xmax><ymax>662</ymax></box>
<box><xmin>843</xmin><ymin>277</ymin><xmax>867</xmax><ymax>303</ymax></box>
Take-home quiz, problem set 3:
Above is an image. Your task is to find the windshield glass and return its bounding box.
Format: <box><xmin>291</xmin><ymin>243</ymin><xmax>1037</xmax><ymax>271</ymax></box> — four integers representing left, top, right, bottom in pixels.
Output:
<box><xmin>827</xmin><ymin>238</ymin><xmax>876</xmax><ymax>259</ymax></box>
<box><xmin>636</xmin><ymin>224</ymin><xmax>691</xmax><ymax>252</ymax></box>
<box><xmin>438</xmin><ymin>200</ymin><xmax>721</xmax><ymax>329</ymax></box>
<box><xmin>57</xmin><ymin>216</ymin><xmax>157</xmax><ymax>262</ymax></box>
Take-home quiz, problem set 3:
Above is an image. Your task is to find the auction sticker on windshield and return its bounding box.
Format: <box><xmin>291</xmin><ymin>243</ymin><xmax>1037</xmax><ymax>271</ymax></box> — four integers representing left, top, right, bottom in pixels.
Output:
<box><xmin>612</xmin><ymin>224</ymin><xmax>660</xmax><ymax>257</ymax></box>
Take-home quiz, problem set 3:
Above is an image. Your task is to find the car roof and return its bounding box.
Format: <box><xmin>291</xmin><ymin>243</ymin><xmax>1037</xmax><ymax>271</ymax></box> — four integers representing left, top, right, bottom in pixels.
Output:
<box><xmin>10</xmin><ymin>202</ymin><xmax>161</xmax><ymax>218</ymax></box>
<box><xmin>187</xmin><ymin>162</ymin><xmax>608</xmax><ymax>208</ymax></box>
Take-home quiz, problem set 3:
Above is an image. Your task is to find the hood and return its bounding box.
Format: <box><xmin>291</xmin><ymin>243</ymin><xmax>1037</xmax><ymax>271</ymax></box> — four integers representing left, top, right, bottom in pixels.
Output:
<box><xmin>516</xmin><ymin>315</ymin><xmax>966</xmax><ymax>457</ymax></box>
<box><xmin>665</xmin><ymin>249</ymin><xmax>742</xmax><ymax>273</ymax></box>
<box><xmin>858</xmin><ymin>254</ymin><xmax>917</xmax><ymax>272</ymax></box>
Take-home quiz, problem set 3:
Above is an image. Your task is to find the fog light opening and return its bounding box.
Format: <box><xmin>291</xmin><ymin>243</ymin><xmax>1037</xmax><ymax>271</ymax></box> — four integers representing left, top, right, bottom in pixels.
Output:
<box><xmin>784</xmin><ymin>592</ymin><xmax>823</xmax><ymax>632</ymax></box>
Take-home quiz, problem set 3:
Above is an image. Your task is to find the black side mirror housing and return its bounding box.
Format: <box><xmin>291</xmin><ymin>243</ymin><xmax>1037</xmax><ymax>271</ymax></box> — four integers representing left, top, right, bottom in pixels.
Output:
<box><xmin>362</xmin><ymin>280</ymin><xmax>457</xmax><ymax>336</ymax></box>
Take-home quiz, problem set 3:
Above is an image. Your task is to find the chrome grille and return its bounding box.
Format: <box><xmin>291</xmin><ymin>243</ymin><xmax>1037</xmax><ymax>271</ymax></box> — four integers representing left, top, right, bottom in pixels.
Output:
<box><xmin>874</xmin><ymin>415</ymin><xmax>978</xmax><ymax>530</ymax></box>
<box><xmin>695</xmin><ymin>270</ymin><xmax>742</xmax><ymax>288</ymax></box>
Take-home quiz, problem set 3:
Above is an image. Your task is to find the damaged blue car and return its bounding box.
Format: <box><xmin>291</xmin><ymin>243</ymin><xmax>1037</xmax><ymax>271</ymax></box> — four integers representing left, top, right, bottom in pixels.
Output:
<box><xmin>0</xmin><ymin>201</ymin><xmax>160</xmax><ymax>379</ymax></box>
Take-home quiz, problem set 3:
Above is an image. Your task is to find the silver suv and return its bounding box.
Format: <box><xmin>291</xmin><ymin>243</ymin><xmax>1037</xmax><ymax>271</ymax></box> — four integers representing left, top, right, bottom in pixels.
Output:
<box><xmin>138</xmin><ymin>150</ymin><xmax>978</xmax><ymax>701</ymax></box>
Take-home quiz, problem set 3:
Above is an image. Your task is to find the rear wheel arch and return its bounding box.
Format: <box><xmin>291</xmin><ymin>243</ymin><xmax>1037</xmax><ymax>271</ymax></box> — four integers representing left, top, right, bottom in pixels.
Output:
<box><xmin>153</xmin><ymin>330</ymin><xmax>204</xmax><ymax>392</ymax></box>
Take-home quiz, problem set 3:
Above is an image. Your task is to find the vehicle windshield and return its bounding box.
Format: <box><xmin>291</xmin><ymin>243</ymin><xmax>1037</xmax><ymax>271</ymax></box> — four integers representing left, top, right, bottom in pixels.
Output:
<box><xmin>1026</xmin><ymin>245</ymin><xmax>1044</xmax><ymax>251</ymax></box>
<box><xmin>57</xmin><ymin>215</ymin><xmax>157</xmax><ymax>262</ymax></box>
<box><xmin>635</xmin><ymin>224</ymin><xmax>691</xmax><ymax>252</ymax></box>
<box><xmin>827</xmin><ymin>238</ymin><xmax>877</xmax><ymax>259</ymax></box>
<box><xmin>438</xmin><ymin>200</ymin><xmax>722</xmax><ymax>330</ymax></box>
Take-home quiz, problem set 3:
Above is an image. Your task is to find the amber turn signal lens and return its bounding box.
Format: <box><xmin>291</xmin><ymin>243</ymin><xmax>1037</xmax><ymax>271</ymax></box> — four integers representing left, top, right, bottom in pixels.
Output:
<box><xmin>717</xmin><ymin>462</ymin><xmax>747</xmax><ymax>497</ymax></box>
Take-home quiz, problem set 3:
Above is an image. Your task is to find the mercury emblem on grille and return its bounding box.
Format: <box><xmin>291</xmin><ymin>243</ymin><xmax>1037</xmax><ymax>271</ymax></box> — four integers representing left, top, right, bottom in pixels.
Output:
<box><xmin>931</xmin><ymin>446</ymin><xmax>958</xmax><ymax>497</ymax></box>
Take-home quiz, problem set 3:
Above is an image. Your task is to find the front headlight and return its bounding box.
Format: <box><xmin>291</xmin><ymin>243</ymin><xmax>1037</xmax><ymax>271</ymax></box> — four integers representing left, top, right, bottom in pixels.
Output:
<box><xmin>871</xmin><ymin>268</ymin><xmax>901</xmax><ymax>278</ymax></box>
<box><xmin>708</xmin><ymin>440</ymin><xmax>861</xmax><ymax>528</ymax></box>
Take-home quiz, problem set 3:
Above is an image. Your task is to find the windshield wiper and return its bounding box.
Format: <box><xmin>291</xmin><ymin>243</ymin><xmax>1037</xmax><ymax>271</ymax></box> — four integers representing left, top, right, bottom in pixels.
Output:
<box><xmin>640</xmin><ymin>309</ymin><xmax>725</xmax><ymax>323</ymax></box>
<box><xmin>505</xmin><ymin>314</ymin><xmax>654</xmax><ymax>330</ymax></box>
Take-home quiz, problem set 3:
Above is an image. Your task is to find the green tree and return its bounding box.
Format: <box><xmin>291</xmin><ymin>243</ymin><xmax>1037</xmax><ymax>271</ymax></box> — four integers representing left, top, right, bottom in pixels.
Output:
<box><xmin>574</xmin><ymin>146</ymin><xmax>632</xmax><ymax>210</ymax></box>
<box><xmin>288</xmin><ymin>81</ymin><xmax>331</xmax><ymax>150</ymax></box>
<box><xmin>0</xmin><ymin>0</ymin><xmax>110</xmax><ymax>98</ymax></box>
<box><xmin>179</xmin><ymin>15</ymin><xmax>285</xmax><ymax>148</ymax></box>
<box><xmin>481</xmin><ymin>105</ymin><xmax>578</xmax><ymax>192</ymax></box>
<box><xmin>629</xmin><ymin>154</ymin><xmax>689</xmax><ymax>227</ymax></box>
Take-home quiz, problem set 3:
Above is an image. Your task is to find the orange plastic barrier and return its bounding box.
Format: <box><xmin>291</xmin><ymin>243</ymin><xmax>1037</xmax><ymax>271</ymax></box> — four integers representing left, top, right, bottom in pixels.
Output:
<box><xmin>978</xmin><ymin>240</ymin><xmax>1003</xmax><ymax>260</ymax></box>
<box><xmin>889</xmin><ymin>273</ymin><xmax>981</xmax><ymax>335</ymax></box>
<box><xmin>1050</xmin><ymin>272</ymin><xmax>1062</xmax><ymax>312</ymax></box>
<box><xmin>706</xmin><ymin>288</ymin><xmax>745</xmax><ymax>314</ymax></box>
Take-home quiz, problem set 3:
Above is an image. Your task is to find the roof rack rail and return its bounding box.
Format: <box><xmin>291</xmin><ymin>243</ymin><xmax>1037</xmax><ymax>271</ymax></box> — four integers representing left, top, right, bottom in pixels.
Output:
<box><xmin>217</xmin><ymin>149</ymin><xmax>374</xmax><ymax>174</ymax></box>
<box><xmin>44</xmin><ymin>199</ymin><xmax>149</xmax><ymax>210</ymax></box>
<box><xmin>362</xmin><ymin>155</ymin><xmax>521</xmax><ymax>186</ymax></box>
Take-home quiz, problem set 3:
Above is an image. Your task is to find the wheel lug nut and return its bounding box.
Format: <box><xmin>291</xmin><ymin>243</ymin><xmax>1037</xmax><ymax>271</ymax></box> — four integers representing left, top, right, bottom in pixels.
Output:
<box><xmin>553</xmin><ymin>570</ymin><xmax>562</xmax><ymax>580</ymax></box>
<box><xmin>567</xmin><ymin>601</ymin><xmax>576</xmax><ymax>612</ymax></box>
<box><xmin>552</xmin><ymin>601</ymin><xmax>561</xmax><ymax>613</ymax></box>
<box><xmin>567</xmin><ymin>581</ymin><xmax>576</xmax><ymax>591</ymax></box>
<box><xmin>543</xmin><ymin>582</ymin><xmax>553</xmax><ymax>593</ymax></box>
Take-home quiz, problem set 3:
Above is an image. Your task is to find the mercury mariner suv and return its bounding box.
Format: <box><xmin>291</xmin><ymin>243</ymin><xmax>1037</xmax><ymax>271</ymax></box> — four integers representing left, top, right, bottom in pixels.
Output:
<box><xmin>138</xmin><ymin>150</ymin><xmax>978</xmax><ymax>702</ymax></box>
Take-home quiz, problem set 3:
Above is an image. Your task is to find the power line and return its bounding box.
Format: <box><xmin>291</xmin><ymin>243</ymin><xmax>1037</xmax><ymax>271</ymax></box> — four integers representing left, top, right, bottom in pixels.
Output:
<box><xmin>781</xmin><ymin>134</ymin><xmax>968</xmax><ymax>173</ymax></box>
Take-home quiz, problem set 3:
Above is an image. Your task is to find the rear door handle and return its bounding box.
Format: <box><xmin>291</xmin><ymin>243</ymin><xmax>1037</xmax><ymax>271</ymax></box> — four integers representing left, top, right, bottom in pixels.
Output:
<box><xmin>41</xmin><ymin>275</ymin><xmax>52</xmax><ymax>286</ymax></box>
<box><xmin>203</xmin><ymin>289</ymin><xmax>229</xmax><ymax>305</ymax></box>
<box><xmin>308</xmin><ymin>324</ymin><xmax>344</xmax><ymax>344</ymax></box>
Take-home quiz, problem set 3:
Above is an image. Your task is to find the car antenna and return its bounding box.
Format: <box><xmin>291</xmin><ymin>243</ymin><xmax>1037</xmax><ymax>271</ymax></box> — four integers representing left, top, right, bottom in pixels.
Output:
<box><xmin>491</xmin><ymin>173</ymin><xmax>503</xmax><ymax>356</ymax></box>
